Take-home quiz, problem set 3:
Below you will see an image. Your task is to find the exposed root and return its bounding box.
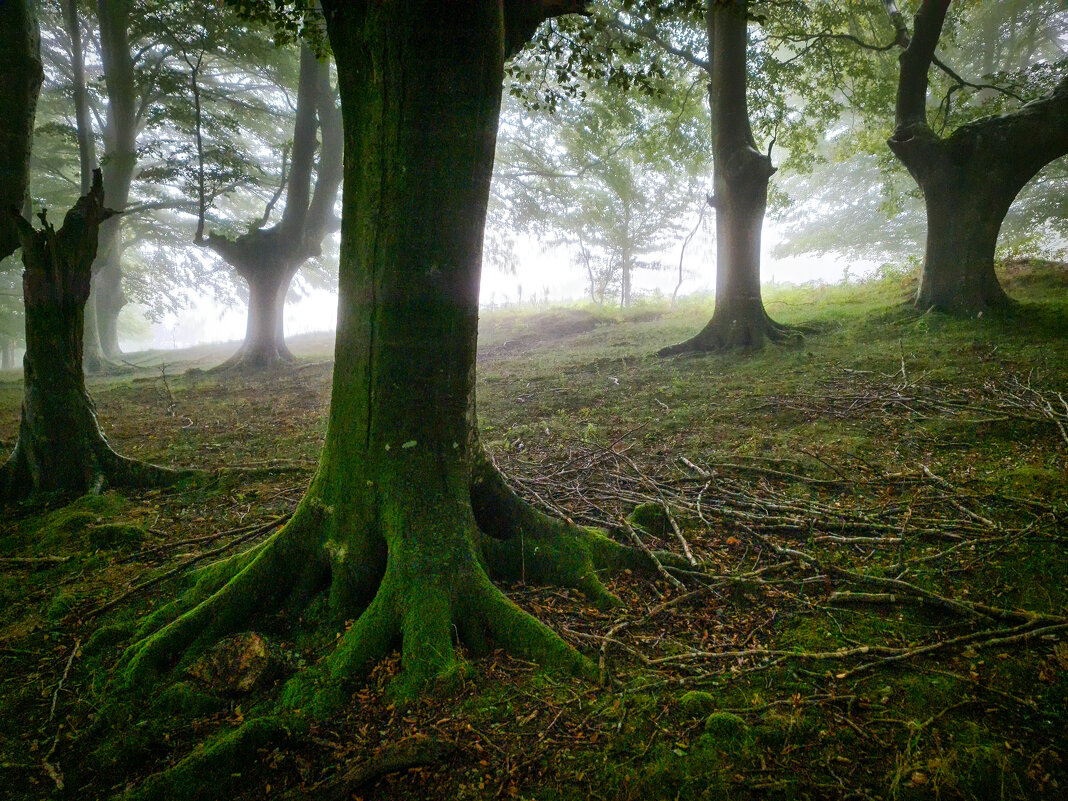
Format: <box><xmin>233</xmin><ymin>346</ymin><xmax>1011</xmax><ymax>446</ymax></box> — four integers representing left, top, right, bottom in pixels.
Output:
<box><xmin>658</xmin><ymin>309</ymin><xmax>800</xmax><ymax>356</ymax></box>
<box><xmin>120</xmin><ymin>508</ymin><xmax>323</xmax><ymax>685</ymax></box>
<box><xmin>113</xmin><ymin>456</ymin><xmax>677</xmax><ymax>799</ymax></box>
<box><xmin>125</xmin><ymin>716</ymin><xmax>295</xmax><ymax>801</ymax></box>
<box><xmin>209</xmin><ymin>341</ymin><xmax>296</xmax><ymax>373</ymax></box>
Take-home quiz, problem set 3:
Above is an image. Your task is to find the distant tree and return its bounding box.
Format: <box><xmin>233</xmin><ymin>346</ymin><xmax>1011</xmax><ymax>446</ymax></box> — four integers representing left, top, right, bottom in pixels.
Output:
<box><xmin>887</xmin><ymin>0</ymin><xmax>1068</xmax><ymax>313</ymax></box>
<box><xmin>660</xmin><ymin>0</ymin><xmax>796</xmax><ymax>352</ymax></box>
<box><xmin>201</xmin><ymin>43</ymin><xmax>341</xmax><ymax>369</ymax></box>
<box><xmin>763</xmin><ymin>0</ymin><xmax>1068</xmax><ymax>310</ymax></box>
<box><xmin>495</xmin><ymin>65</ymin><xmax>709</xmax><ymax>308</ymax></box>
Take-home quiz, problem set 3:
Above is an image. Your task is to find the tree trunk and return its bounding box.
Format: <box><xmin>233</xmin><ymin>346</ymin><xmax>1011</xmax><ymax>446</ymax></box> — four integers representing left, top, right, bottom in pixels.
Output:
<box><xmin>94</xmin><ymin>259</ymin><xmax>125</xmax><ymax>358</ymax></box>
<box><xmin>0</xmin><ymin>0</ymin><xmax>43</xmax><ymax>262</ymax></box>
<box><xmin>82</xmin><ymin>288</ymin><xmax>110</xmax><ymax>373</ymax></box>
<box><xmin>888</xmin><ymin>1</ymin><xmax>1068</xmax><ymax>315</ymax></box>
<box><xmin>0</xmin><ymin>339</ymin><xmax>14</xmax><ymax>371</ymax></box>
<box><xmin>659</xmin><ymin>0</ymin><xmax>789</xmax><ymax>356</ymax></box>
<box><xmin>119</xmin><ymin>8</ymin><xmax>670</xmax><ymax>766</ymax></box>
<box><xmin>216</xmin><ymin>259</ymin><xmax>298</xmax><ymax>370</ymax></box>
<box><xmin>1</xmin><ymin>172</ymin><xmax>182</xmax><ymax>502</ymax></box>
<box><xmin>95</xmin><ymin>0</ymin><xmax>140</xmax><ymax>358</ymax></box>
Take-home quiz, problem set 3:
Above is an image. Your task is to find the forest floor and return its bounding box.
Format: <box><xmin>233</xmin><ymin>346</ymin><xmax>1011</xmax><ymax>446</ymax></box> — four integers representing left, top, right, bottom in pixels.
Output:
<box><xmin>1</xmin><ymin>259</ymin><xmax>1066</xmax><ymax>800</ymax></box>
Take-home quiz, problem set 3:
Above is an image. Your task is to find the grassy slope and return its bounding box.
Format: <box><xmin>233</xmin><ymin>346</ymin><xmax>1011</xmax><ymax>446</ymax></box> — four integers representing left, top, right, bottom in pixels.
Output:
<box><xmin>0</xmin><ymin>260</ymin><xmax>1066</xmax><ymax>800</ymax></box>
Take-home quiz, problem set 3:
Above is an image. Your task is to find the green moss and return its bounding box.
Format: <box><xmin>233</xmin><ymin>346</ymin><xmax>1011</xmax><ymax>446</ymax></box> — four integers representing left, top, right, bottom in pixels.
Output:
<box><xmin>703</xmin><ymin>711</ymin><xmax>749</xmax><ymax>741</ymax></box>
<box><xmin>678</xmin><ymin>690</ymin><xmax>717</xmax><ymax>718</ymax></box>
<box><xmin>84</xmin><ymin>621</ymin><xmax>137</xmax><ymax>656</ymax></box>
<box><xmin>86</xmin><ymin>522</ymin><xmax>147</xmax><ymax>550</ymax></box>
<box><xmin>153</xmin><ymin>682</ymin><xmax>225</xmax><ymax>718</ymax></box>
<box><xmin>627</xmin><ymin>502</ymin><xmax>671</xmax><ymax>536</ymax></box>
<box><xmin>47</xmin><ymin>589</ymin><xmax>79</xmax><ymax>620</ymax></box>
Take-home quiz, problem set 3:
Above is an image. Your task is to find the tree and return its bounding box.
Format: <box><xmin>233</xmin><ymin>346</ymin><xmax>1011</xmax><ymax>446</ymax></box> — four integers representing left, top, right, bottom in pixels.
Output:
<box><xmin>202</xmin><ymin>43</ymin><xmax>341</xmax><ymax>369</ymax></box>
<box><xmin>654</xmin><ymin>1</ymin><xmax>794</xmax><ymax>352</ymax></box>
<box><xmin>0</xmin><ymin>0</ymin><xmax>42</xmax><ymax>265</ymax></box>
<box><xmin>887</xmin><ymin>0</ymin><xmax>1068</xmax><ymax>313</ymax></box>
<box><xmin>119</xmin><ymin>8</ymin><xmax>672</xmax><ymax>776</ymax></box>
<box><xmin>0</xmin><ymin>6</ymin><xmax>181</xmax><ymax>502</ymax></box>
<box><xmin>60</xmin><ymin>0</ymin><xmax>113</xmax><ymax>371</ymax></box>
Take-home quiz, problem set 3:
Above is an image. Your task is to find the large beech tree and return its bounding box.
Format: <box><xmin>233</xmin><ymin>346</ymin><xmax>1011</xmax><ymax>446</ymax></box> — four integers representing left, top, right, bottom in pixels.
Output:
<box><xmin>659</xmin><ymin>0</ymin><xmax>790</xmax><ymax>354</ymax></box>
<box><xmin>203</xmin><ymin>44</ymin><xmax>342</xmax><ymax>369</ymax></box>
<box><xmin>120</xmin><ymin>8</ymin><xmax>669</xmax><ymax>774</ymax></box>
<box><xmin>888</xmin><ymin>0</ymin><xmax>1068</xmax><ymax>313</ymax></box>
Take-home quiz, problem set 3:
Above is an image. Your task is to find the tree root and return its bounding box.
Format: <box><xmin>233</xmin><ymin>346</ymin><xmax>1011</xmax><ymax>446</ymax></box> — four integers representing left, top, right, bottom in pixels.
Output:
<box><xmin>658</xmin><ymin>309</ymin><xmax>800</xmax><ymax>356</ymax></box>
<box><xmin>209</xmin><ymin>341</ymin><xmax>296</xmax><ymax>374</ymax></box>
<box><xmin>113</xmin><ymin>454</ymin><xmax>685</xmax><ymax>799</ymax></box>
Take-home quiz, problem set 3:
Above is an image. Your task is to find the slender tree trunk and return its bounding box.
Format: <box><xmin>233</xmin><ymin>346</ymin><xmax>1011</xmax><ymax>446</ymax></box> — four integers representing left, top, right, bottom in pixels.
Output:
<box><xmin>659</xmin><ymin>0</ymin><xmax>788</xmax><ymax>356</ymax></box>
<box><xmin>2</xmin><ymin>172</ymin><xmax>182</xmax><ymax>502</ymax></box>
<box><xmin>1</xmin><ymin>339</ymin><xmax>14</xmax><ymax>371</ymax></box>
<box><xmin>0</xmin><ymin>0</ymin><xmax>43</xmax><ymax>262</ymax></box>
<box><xmin>94</xmin><ymin>261</ymin><xmax>125</xmax><ymax>357</ymax></box>
<box><xmin>63</xmin><ymin>0</ymin><xmax>114</xmax><ymax>370</ymax></box>
<box><xmin>888</xmin><ymin>0</ymin><xmax>1068</xmax><ymax>315</ymax></box>
<box><xmin>120</xmin><ymin>8</ymin><xmax>671</xmax><ymax>763</ymax></box>
<box><xmin>95</xmin><ymin>0</ymin><xmax>139</xmax><ymax>358</ymax></box>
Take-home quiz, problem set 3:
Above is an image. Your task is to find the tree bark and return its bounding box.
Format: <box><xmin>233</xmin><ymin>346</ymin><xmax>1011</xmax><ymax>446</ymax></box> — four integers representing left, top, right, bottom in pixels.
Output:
<box><xmin>888</xmin><ymin>0</ymin><xmax>1068</xmax><ymax>314</ymax></box>
<box><xmin>1</xmin><ymin>172</ymin><xmax>182</xmax><ymax>502</ymax></box>
<box><xmin>659</xmin><ymin>0</ymin><xmax>788</xmax><ymax>355</ymax></box>
<box><xmin>95</xmin><ymin>0</ymin><xmax>139</xmax><ymax>358</ymax></box>
<box><xmin>62</xmin><ymin>0</ymin><xmax>115</xmax><ymax>371</ymax></box>
<box><xmin>0</xmin><ymin>0</ymin><xmax>43</xmax><ymax>263</ymax></box>
<box><xmin>119</xmin><ymin>6</ymin><xmax>677</xmax><ymax>756</ymax></box>
<box><xmin>207</xmin><ymin>45</ymin><xmax>342</xmax><ymax>371</ymax></box>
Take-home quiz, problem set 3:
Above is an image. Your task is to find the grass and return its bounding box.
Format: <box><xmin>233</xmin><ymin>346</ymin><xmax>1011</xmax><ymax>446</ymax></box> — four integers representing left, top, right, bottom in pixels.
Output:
<box><xmin>1</xmin><ymin>260</ymin><xmax>1066</xmax><ymax>800</ymax></box>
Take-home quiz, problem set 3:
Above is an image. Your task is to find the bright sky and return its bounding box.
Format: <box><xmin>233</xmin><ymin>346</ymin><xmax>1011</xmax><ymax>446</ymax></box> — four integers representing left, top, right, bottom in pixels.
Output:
<box><xmin>130</xmin><ymin>220</ymin><xmax>875</xmax><ymax>352</ymax></box>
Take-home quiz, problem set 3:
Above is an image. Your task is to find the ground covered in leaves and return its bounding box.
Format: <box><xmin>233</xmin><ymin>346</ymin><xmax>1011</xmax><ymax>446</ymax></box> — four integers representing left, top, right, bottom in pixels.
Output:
<box><xmin>1</xmin><ymin>260</ymin><xmax>1066</xmax><ymax>800</ymax></box>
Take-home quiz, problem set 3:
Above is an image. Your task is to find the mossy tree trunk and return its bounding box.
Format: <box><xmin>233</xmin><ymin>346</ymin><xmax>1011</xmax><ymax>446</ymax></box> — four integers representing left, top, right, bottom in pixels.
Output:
<box><xmin>888</xmin><ymin>0</ymin><xmax>1068</xmax><ymax>315</ymax></box>
<box><xmin>659</xmin><ymin>0</ymin><xmax>789</xmax><ymax>356</ymax></box>
<box><xmin>121</xmin><ymin>0</ymin><xmax>675</xmax><ymax>717</ymax></box>
<box><xmin>1</xmin><ymin>172</ymin><xmax>183</xmax><ymax>502</ymax></box>
<box><xmin>206</xmin><ymin>45</ymin><xmax>343</xmax><ymax>371</ymax></box>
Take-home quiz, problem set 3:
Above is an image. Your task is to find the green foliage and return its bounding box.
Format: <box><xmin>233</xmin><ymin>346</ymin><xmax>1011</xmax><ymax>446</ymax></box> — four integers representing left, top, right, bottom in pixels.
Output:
<box><xmin>494</xmin><ymin>59</ymin><xmax>710</xmax><ymax>306</ymax></box>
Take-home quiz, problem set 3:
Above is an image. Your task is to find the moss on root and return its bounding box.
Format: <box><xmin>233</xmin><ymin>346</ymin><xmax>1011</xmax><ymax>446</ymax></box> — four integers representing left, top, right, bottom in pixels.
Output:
<box><xmin>109</xmin><ymin>454</ymin><xmax>674</xmax><ymax>799</ymax></box>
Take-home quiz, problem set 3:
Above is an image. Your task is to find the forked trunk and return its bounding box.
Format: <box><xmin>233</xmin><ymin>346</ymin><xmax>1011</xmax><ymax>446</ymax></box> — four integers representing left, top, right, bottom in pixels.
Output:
<box><xmin>659</xmin><ymin>0</ymin><xmax>788</xmax><ymax>356</ymax></box>
<box><xmin>1</xmin><ymin>172</ymin><xmax>180</xmax><ymax>501</ymax></box>
<box><xmin>888</xmin><ymin>0</ymin><xmax>1068</xmax><ymax>315</ymax></box>
<box><xmin>207</xmin><ymin>45</ymin><xmax>342</xmax><ymax>371</ymax></box>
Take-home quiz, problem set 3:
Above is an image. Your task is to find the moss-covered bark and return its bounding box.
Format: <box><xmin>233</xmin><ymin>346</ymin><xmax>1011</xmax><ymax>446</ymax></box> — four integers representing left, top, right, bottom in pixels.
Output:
<box><xmin>119</xmin><ymin>0</ymin><xmax>684</xmax><ymax>722</ymax></box>
<box><xmin>0</xmin><ymin>172</ymin><xmax>185</xmax><ymax>503</ymax></box>
<box><xmin>659</xmin><ymin>0</ymin><xmax>789</xmax><ymax>356</ymax></box>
